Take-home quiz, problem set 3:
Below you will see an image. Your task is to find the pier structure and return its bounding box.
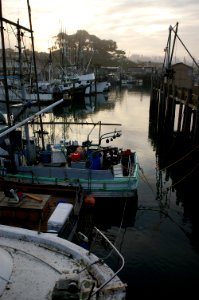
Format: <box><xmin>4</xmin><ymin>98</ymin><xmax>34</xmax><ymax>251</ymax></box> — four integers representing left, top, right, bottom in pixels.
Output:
<box><xmin>149</xmin><ymin>22</ymin><xmax>199</xmax><ymax>147</ymax></box>
<box><xmin>150</xmin><ymin>62</ymin><xmax>199</xmax><ymax>146</ymax></box>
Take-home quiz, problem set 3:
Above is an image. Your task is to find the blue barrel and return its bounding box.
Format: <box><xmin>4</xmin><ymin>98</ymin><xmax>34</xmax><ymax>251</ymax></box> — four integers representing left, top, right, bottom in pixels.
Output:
<box><xmin>91</xmin><ymin>154</ymin><xmax>101</xmax><ymax>170</ymax></box>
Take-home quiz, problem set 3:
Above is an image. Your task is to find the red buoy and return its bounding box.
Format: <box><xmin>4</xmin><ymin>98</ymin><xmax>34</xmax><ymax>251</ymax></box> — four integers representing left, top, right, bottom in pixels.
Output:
<box><xmin>84</xmin><ymin>195</ymin><xmax>96</xmax><ymax>207</ymax></box>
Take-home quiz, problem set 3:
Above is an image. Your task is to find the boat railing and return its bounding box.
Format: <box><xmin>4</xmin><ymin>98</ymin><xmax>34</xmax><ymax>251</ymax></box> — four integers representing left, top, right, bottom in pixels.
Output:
<box><xmin>3</xmin><ymin>172</ymin><xmax>78</xmax><ymax>185</ymax></box>
<box><xmin>78</xmin><ymin>226</ymin><xmax>126</xmax><ymax>297</ymax></box>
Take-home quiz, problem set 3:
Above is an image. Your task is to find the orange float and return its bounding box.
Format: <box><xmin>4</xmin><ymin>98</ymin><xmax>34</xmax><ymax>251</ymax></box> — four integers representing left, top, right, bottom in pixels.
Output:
<box><xmin>84</xmin><ymin>194</ymin><xmax>96</xmax><ymax>207</ymax></box>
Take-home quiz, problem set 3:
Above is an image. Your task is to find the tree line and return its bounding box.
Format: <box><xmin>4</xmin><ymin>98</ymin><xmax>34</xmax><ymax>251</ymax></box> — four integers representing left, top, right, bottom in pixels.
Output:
<box><xmin>36</xmin><ymin>30</ymin><xmax>137</xmax><ymax>75</ymax></box>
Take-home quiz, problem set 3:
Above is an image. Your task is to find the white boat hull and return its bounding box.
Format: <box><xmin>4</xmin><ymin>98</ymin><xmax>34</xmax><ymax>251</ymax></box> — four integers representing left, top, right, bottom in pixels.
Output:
<box><xmin>0</xmin><ymin>225</ymin><xmax>126</xmax><ymax>299</ymax></box>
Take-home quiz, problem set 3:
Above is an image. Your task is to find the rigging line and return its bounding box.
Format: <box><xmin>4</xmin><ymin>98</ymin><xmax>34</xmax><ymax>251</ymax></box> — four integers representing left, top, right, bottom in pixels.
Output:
<box><xmin>159</xmin><ymin>144</ymin><xmax>199</xmax><ymax>172</ymax></box>
<box><xmin>165</xmin><ymin>162</ymin><xmax>199</xmax><ymax>190</ymax></box>
<box><xmin>118</xmin><ymin>226</ymin><xmax>127</xmax><ymax>256</ymax></box>
<box><xmin>5</xmin><ymin>23</ymin><xmax>14</xmax><ymax>72</ymax></box>
<box><xmin>138</xmin><ymin>206</ymin><xmax>190</xmax><ymax>237</ymax></box>
<box><xmin>91</xmin><ymin>197</ymin><xmax>129</xmax><ymax>262</ymax></box>
<box><xmin>104</xmin><ymin>197</ymin><xmax>128</xmax><ymax>260</ymax></box>
<box><xmin>88</xmin><ymin>197</ymin><xmax>129</xmax><ymax>262</ymax></box>
<box><xmin>138</xmin><ymin>167</ymin><xmax>156</xmax><ymax>196</ymax></box>
<box><xmin>5</xmin><ymin>24</ymin><xmax>19</xmax><ymax>78</ymax></box>
<box><xmin>9</xmin><ymin>22</ymin><xmax>17</xmax><ymax>39</ymax></box>
<box><xmin>171</xmin><ymin>26</ymin><xmax>199</xmax><ymax>70</ymax></box>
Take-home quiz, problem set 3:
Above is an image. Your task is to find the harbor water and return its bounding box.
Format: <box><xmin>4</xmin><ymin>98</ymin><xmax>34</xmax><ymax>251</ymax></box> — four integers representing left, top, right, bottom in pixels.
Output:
<box><xmin>66</xmin><ymin>84</ymin><xmax>199</xmax><ymax>296</ymax></box>
<box><xmin>2</xmin><ymin>83</ymin><xmax>199</xmax><ymax>297</ymax></box>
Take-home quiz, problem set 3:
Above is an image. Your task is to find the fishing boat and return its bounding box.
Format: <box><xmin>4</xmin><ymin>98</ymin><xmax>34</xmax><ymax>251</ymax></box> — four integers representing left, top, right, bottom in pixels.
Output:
<box><xmin>85</xmin><ymin>80</ymin><xmax>111</xmax><ymax>95</ymax></box>
<box><xmin>0</xmin><ymin>118</ymin><xmax>139</xmax><ymax>198</ymax></box>
<box><xmin>0</xmin><ymin>77</ymin><xmax>56</xmax><ymax>104</ymax></box>
<box><xmin>0</xmin><ymin>1</ymin><xmax>138</xmax><ymax>199</ymax></box>
<box><xmin>0</xmin><ymin>225</ymin><xmax>127</xmax><ymax>299</ymax></box>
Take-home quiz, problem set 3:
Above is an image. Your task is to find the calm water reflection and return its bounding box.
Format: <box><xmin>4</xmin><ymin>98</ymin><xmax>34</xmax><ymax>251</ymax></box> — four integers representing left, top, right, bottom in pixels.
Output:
<box><xmin>70</xmin><ymin>85</ymin><xmax>199</xmax><ymax>296</ymax></box>
<box><xmin>2</xmin><ymin>84</ymin><xmax>199</xmax><ymax>296</ymax></box>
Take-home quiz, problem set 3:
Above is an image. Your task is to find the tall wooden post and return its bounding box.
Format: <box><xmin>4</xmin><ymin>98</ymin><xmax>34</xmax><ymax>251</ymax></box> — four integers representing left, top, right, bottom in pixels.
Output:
<box><xmin>0</xmin><ymin>0</ymin><xmax>11</xmax><ymax>127</ymax></box>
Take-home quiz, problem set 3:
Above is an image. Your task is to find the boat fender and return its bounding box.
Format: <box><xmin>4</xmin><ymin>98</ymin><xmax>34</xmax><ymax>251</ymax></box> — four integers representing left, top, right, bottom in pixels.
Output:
<box><xmin>84</xmin><ymin>195</ymin><xmax>96</xmax><ymax>206</ymax></box>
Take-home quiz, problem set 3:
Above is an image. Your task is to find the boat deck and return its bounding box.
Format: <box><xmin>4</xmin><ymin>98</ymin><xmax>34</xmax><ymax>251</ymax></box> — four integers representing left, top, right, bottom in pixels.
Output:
<box><xmin>0</xmin><ymin>226</ymin><xmax>127</xmax><ymax>300</ymax></box>
<box><xmin>0</xmin><ymin>191</ymin><xmax>76</xmax><ymax>233</ymax></box>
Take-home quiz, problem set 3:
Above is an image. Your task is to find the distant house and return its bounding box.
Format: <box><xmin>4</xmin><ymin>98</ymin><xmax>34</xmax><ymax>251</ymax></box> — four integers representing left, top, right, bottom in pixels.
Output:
<box><xmin>126</xmin><ymin>66</ymin><xmax>154</xmax><ymax>75</ymax></box>
<box><xmin>172</xmin><ymin>62</ymin><xmax>193</xmax><ymax>89</ymax></box>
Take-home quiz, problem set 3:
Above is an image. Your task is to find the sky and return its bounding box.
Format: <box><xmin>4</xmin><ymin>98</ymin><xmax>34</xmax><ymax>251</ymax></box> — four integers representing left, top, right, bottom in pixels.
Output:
<box><xmin>2</xmin><ymin>0</ymin><xmax>199</xmax><ymax>61</ymax></box>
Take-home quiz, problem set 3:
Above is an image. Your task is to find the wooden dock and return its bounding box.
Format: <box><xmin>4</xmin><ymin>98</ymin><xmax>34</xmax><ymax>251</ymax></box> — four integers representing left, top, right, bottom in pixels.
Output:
<box><xmin>151</xmin><ymin>75</ymin><xmax>199</xmax><ymax>145</ymax></box>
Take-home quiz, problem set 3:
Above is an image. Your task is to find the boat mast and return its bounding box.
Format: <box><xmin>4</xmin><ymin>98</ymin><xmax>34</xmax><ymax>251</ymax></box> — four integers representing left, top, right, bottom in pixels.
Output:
<box><xmin>48</xmin><ymin>49</ymin><xmax>52</xmax><ymax>82</ymax></box>
<box><xmin>0</xmin><ymin>0</ymin><xmax>11</xmax><ymax>127</ymax></box>
<box><xmin>16</xmin><ymin>19</ymin><xmax>27</xmax><ymax>102</ymax></box>
<box><xmin>168</xmin><ymin>23</ymin><xmax>178</xmax><ymax>68</ymax></box>
<box><xmin>27</xmin><ymin>0</ymin><xmax>45</xmax><ymax>150</ymax></box>
<box><xmin>0</xmin><ymin>99</ymin><xmax>64</xmax><ymax>138</ymax></box>
<box><xmin>16</xmin><ymin>18</ymin><xmax>32</xmax><ymax>163</ymax></box>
